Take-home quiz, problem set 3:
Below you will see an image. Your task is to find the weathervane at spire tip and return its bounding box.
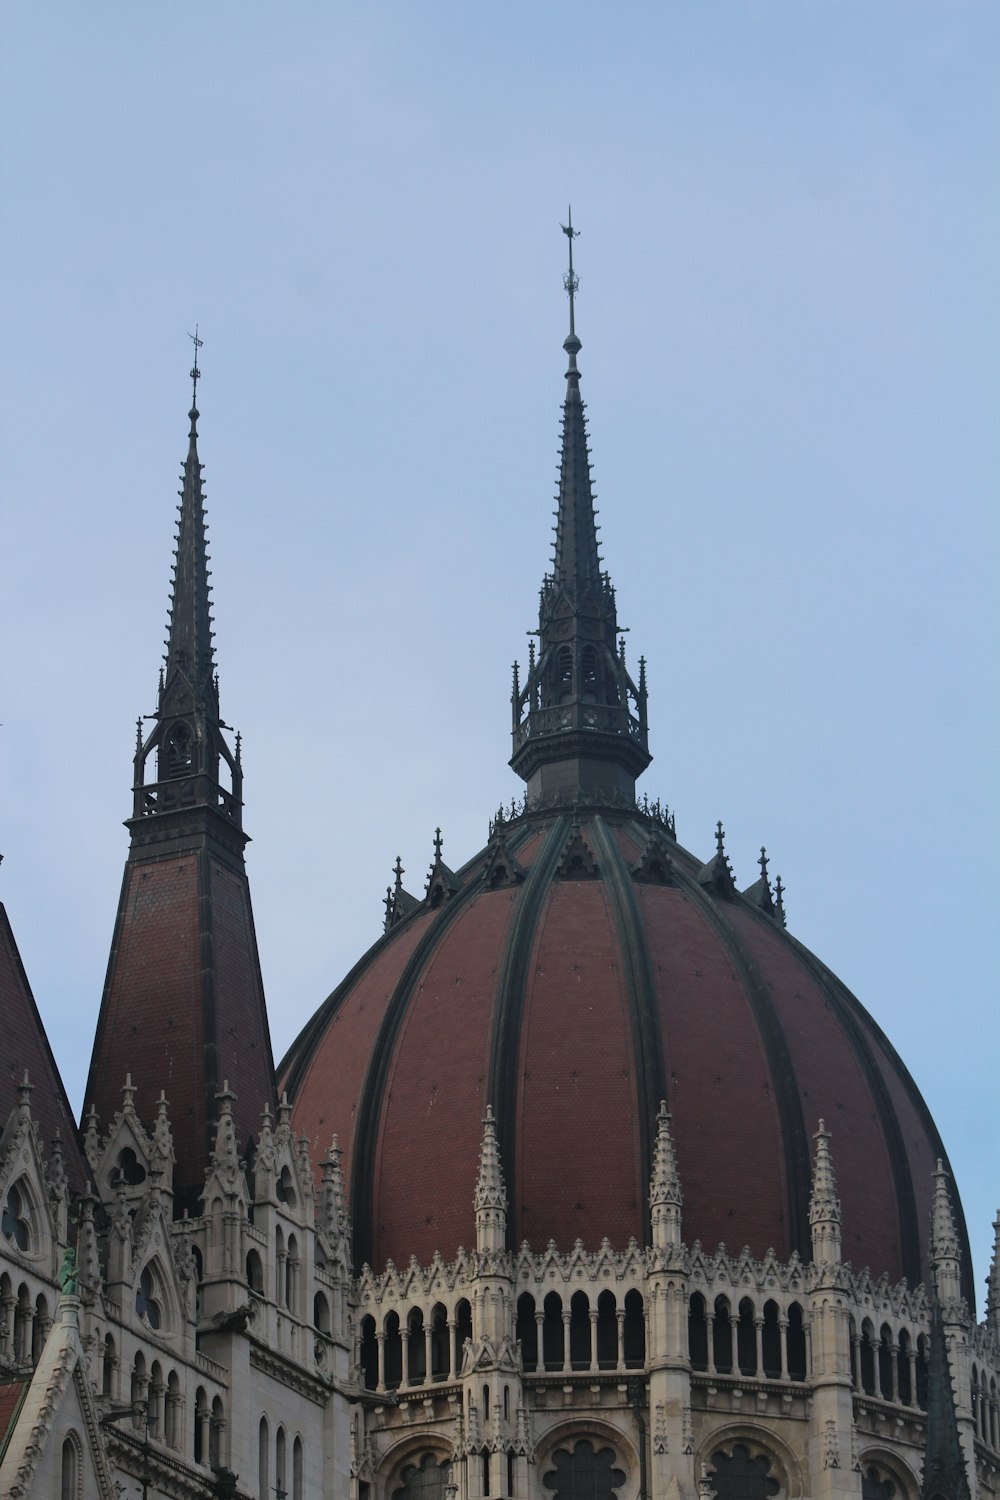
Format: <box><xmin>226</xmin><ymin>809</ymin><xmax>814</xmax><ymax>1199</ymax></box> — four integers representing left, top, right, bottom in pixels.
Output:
<box><xmin>560</xmin><ymin>209</ymin><xmax>581</xmax><ymax>345</ymax></box>
<box><xmin>187</xmin><ymin>325</ymin><xmax>203</xmax><ymax>417</ymax></box>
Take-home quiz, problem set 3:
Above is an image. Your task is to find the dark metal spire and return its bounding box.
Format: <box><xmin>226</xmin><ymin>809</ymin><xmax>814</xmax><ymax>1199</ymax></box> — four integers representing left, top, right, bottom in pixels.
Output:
<box><xmin>129</xmin><ymin>340</ymin><xmax>243</xmax><ymax>835</ymax></box>
<box><xmin>510</xmin><ymin>218</ymin><xmax>651</xmax><ymax>807</ymax></box>
<box><xmin>920</xmin><ymin>1296</ymin><xmax>972</xmax><ymax>1499</ymax></box>
<box><xmin>552</xmin><ymin>209</ymin><xmax>602</xmax><ymax>594</ymax></box>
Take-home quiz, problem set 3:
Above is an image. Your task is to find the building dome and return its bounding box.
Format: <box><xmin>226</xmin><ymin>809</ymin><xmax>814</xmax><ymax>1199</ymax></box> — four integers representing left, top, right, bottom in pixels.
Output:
<box><xmin>282</xmin><ymin>803</ymin><xmax>972</xmax><ymax>1301</ymax></box>
<box><xmin>282</xmin><ymin>242</ymin><xmax>973</xmax><ymax>1306</ymax></box>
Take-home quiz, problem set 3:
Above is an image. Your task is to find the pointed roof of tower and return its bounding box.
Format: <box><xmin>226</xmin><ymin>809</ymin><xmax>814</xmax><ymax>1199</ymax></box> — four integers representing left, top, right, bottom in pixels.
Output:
<box><xmin>987</xmin><ymin>1211</ymin><xmax>1000</xmax><ymax>1336</ymax></box>
<box><xmin>0</xmin><ymin>903</ymin><xmax>88</xmax><ymax>1195</ymax></box>
<box><xmin>474</xmin><ymin>1105</ymin><xmax>507</xmax><ymax>1213</ymax></box>
<box><xmin>552</xmin><ymin>210</ymin><xmax>602</xmax><ymax>594</ymax></box>
<box><xmin>920</xmin><ymin>1295</ymin><xmax>972</xmax><ymax>1500</ymax></box>
<box><xmin>930</xmin><ymin>1159</ymin><xmax>962</xmax><ymax>1263</ymax></box>
<box><xmin>162</xmin><ymin>329</ymin><xmax>215</xmax><ymax>717</ymax></box>
<box><xmin>808</xmin><ymin>1119</ymin><xmax>841</xmax><ymax>1226</ymax></box>
<box><xmin>649</xmin><ymin>1101</ymin><xmax>682</xmax><ymax>1209</ymax></box>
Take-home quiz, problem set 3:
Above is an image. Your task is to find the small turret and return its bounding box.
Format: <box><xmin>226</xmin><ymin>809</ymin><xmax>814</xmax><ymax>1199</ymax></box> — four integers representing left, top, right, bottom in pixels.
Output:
<box><xmin>930</xmin><ymin>1160</ymin><xmax>963</xmax><ymax>1311</ymax></box>
<box><xmin>474</xmin><ymin>1105</ymin><xmax>508</xmax><ymax>1255</ymax></box>
<box><xmin>649</xmin><ymin>1101</ymin><xmax>682</xmax><ymax>1251</ymax></box>
<box><xmin>808</xmin><ymin>1120</ymin><xmax>842</xmax><ymax>1266</ymax></box>
<box><xmin>987</xmin><ymin>1211</ymin><xmax>1000</xmax><ymax>1340</ymax></box>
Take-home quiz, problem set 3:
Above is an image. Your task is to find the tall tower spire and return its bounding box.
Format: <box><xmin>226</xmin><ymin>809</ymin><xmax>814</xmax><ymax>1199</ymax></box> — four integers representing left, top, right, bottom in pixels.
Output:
<box><xmin>511</xmin><ymin>214</ymin><xmax>650</xmax><ymax>807</ymax></box>
<box><xmin>86</xmin><ymin>346</ymin><xmax>277</xmax><ymax>1207</ymax></box>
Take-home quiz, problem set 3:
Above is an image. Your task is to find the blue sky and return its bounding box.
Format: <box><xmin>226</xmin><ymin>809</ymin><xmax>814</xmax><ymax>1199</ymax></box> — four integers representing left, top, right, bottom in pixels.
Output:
<box><xmin>1</xmin><ymin>3</ymin><xmax>997</xmax><ymax>1304</ymax></box>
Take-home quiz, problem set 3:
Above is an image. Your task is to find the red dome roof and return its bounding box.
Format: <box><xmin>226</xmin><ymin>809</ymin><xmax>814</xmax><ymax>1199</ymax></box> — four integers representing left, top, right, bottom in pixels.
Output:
<box><xmin>281</xmin><ymin>809</ymin><xmax>973</xmax><ymax>1298</ymax></box>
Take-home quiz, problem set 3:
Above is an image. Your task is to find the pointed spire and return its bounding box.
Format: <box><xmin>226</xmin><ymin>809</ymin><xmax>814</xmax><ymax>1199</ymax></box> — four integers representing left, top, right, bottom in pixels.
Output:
<box><xmin>475</xmin><ymin>1105</ymin><xmax>508</xmax><ymax>1254</ymax></box>
<box><xmin>774</xmin><ymin>874</ymin><xmax>787</xmax><ymax>928</ymax></box>
<box><xmin>321</xmin><ymin>1135</ymin><xmax>352</xmax><ymax>1247</ymax></box>
<box><xmin>209</xmin><ymin>1080</ymin><xmax>241</xmax><ymax>1185</ymax></box>
<box><xmin>930</xmin><ymin>1159</ymin><xmax>963</xmax><ymax>1309</ymax></box>
<box><xmin>162</xmin><ymin>337</ymin><xmax>215</xmax><ymax>719</ymax></box>
<box><xmin>16</xmin><ymin>1069</ymin><xmax>32</xmax><ymax>1123</ymax></box>
<box><xmin>510</xmin><ymin>217</ymin><xmax>651</xmax><ymax>807</ymax></box>
<box><xmin>697</xmin><ymin>821</ymin><xmax>736</xmax><ymax>896</ymax></box>
<box><xmin>384</xmin><ymin>854</ymin><xmax>420</xmax><ymax>931</ymax></box>
<box><xmin>649</xmin><ymin>1101</ymin><xmax>683</xmax><ymax>1251</ymax></box>
<box><xmin>921</xmin><ymin>1295</ymin><xmax>972</xmax><ymax>1500</ymax></box>
<box><xmin>808</xmin><ymin>1120</ymin><xmax>842</xmax><ymax>1265</ymax></box>
<box><xmin>986</xmin><ymin>1212</ymin><xmax>1000</xmax><ymax>1339</ymax></box>
<box><xmin>426</xmin><ymin>828</ymin><xmax>460</xmax><ymax>908</ymax></box>
<box><xmin>742</xmin><ymin>846</ymin><xmax>776</xmax><ymax>915</ymax></box>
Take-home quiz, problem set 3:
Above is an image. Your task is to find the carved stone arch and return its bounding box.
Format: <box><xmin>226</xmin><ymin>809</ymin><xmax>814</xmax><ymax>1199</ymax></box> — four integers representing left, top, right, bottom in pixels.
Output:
<box><xmin>535</xmin><ymin>1416</ymin><xmax>640</xmax><ymax>1500</ymax></box>
<box><xmin>378</xmin><ymin>1432</ymin><xmax>453</xmax><ymax>1500</ymax></box>
<box><xmin>695</xmin><ymin>1421</ymin><xmax>804</xmax><ymax>1500</ymax></box>
<box><xmin>856</xmin><ymin>1446</ymin><xmax>920</xmax><ymax>1500</ymax></box>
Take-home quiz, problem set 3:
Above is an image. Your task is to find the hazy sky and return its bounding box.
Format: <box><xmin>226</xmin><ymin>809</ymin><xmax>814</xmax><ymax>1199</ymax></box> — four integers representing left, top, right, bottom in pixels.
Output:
<box><xmin>2</xmin><ymin>5</ymin><xmax>997</xmax><ymax>1306</ymax></box>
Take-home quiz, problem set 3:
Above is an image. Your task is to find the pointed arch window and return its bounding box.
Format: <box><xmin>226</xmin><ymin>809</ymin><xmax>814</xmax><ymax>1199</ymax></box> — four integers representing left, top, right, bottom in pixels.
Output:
<box><xmin>2</xmin><ymin>1182</ymin><xmax>30</xmax><ymax>1253</ymax></box>
<box><xmin>136</xmin><ymin>1264</ymin><xmax>162</xmax><ymax>1330</ymax></box>
<box><xmin>164</xmin><ymin>722</ymin><xmax>194</xmax><ymax>776</ymax></box>
<box><xmin>861</xmin><ymin>1465</ymin><xmax>896</xmax><ymax>1500</ymax></box>
<box><xmin>61</xmin><ymin>1432</ymin><xmax>82</xmax><ymax>1500</ymax></box>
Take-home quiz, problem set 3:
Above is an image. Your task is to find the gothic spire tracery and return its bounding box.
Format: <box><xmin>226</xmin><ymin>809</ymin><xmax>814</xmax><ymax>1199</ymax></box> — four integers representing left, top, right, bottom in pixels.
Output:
<box><xmin>510</xmin><ymin>217</ymin><xmax>651</xmax><ymax>807</ymax></box>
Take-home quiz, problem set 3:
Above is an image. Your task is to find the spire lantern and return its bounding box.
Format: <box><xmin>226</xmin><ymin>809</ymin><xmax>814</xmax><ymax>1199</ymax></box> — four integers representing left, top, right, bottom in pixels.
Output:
<box><xmin>510</xmin><ymin>217</ymin><xmax>651</xmax><ymax>807</ymax></box>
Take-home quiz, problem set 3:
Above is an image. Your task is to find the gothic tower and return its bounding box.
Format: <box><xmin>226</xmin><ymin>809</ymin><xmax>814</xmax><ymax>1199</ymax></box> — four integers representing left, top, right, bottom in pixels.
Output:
<box><xmin>85</xmin><ymin>351</ymin><xmax>277</xmax><ymax>1205</ymax></box>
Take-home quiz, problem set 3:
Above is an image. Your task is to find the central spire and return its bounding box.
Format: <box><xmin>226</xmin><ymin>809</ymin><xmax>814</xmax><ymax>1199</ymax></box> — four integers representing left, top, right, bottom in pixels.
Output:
<box><xmin>510</xmin><ymin>215</ymin><xmax>651</xmax><ymax>807</ymax></box>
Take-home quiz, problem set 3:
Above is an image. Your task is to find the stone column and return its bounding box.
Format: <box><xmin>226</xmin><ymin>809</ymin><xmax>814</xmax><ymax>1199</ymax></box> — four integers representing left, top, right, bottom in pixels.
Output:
<box><xmin>589</xmin><ymin>1310</ymin><xmax>598</xmax><ymax>1372</ymax></box>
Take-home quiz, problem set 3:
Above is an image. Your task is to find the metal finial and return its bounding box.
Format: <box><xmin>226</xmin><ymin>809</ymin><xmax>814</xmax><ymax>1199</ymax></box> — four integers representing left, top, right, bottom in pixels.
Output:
<box><xmin>561</xmin><ymin>208</ymin><xmax>581</xmax><ymax>344</ymax></box>
<box><xmin>715</xmin><ymin>820</ymin><xmax>726</xmax><ymax>857</ymax></box>
<box><xmin>433</xmin><ymin>827</ymin><xmax>443</xmax><ymax>860</ymax></box>
<box><xmin>187</xmin><ymin>325</ymin><xmax>203</xmax><ymax>415</ymax></box>
<box><xmin>393</xmin><ymin>855</ymin><xmax>404</xmax><ymax>891</ymax></box>
<box><xmin>775</xmin><ymin>875</ymin><xmax>787</xmax><ymax>927</ymax></box>
<box><xmin>759</xmin><ymin>846</ymin><xmax>769</xmax><ymax>881</ymax></box>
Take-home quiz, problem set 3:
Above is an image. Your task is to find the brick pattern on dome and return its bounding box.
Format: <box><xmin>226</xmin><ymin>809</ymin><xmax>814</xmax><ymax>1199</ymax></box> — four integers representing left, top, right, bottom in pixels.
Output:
<box><xmin>724</xmin><ymin>904</ymin><xmax>904</xmax><ymax>1279</ymax></box>
<box><xmin>515</xmin><ymin>880</ymin><xmax>643</xmax><ymax>1251</ymax></box>
<box><xmin>292</xmin><ymin>911</ymin><xmax>435</xmax><ymax>1196</ymax></box>
<box><xmin>372</xmin><ymin>888</ymin><xmax>518</xmax><ymax>1267</ymax></box>
<box><xmin>636</xmin><ymin>881</ymin><xmax>791</xmax><ymax>1259</ymax></box>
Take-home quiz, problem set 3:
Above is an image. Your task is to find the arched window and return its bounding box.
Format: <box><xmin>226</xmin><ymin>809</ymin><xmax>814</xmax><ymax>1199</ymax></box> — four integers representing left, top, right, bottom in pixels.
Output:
<box><xmin>276</xmin><ymin>1426</ymin><xmax>287</xmax><ymax>1498</ymax></box>
<box><xmin>246</xmin><ymin>1250</ymin><xmax>264</xmax><ymax>1295</ymax></box>
<box><xmin>360</xmin><ymin>1315</ymin><xmax>378</xmax><ymax>1391</ymax></box>
<box><xmin>860</xmin><ymin>1320</ymin><xmax>876</xmax><ymax>1395</ymax></box>
<box><xmin>164</xmin><ymin>722</ymin><xmax>193</xmax><ymax>776</ymax></box>
<box><xmin>708</xmin><ymin>1445</ymin><xmax>780</xmax><ymax>1500</ymax></box>
<box><xmin>455</xmin><ymin>1299</ymin><xmax>473</xmax><ymax>1374</ymax></box>
<box><xmin>897</xmin><ymin>1328</ymin><xmax>912</xmax><ymax>1404</ymax></box>
<box><xmin>569</xmin><ymin>1291</ymin><xmax>590</xmax><ymax>1369</ymax></box>
<box><xmin>2</xmin><ymin>1181</ymin><xmax>31</xmax><ymax>1252</ymax></box>
<box><xmin>259</xmin><ymin>1416</ymin><xmax>269</xmax><ymax>1499</ymax></box>
<box><xmin>392</xmin><ymin>1452</ymin><xmax>450</xmax><ymax>1500</ymax></box>
<box><xmin>61</xmin><ymin>1433</ymin><xmax>81</xmax><ymax>1500</ymax></box>
<box><xmin>762</xmin><ymin>1300</ymin><xmax>781</xmax><ymax>1379</ymax></box>
<box><xmin>861</xmin><ymin>1465</ymin><xmax>897</xmax><ymax>1500</ymax></box>
<box><xmin>737</xmin><ymin>1297</ymin><xmax>757</xmax><ymax>1375</ymax></box>
<box><xmin>408</xmin><ymin>1306</ymin><xmax>426</xmax><ymax>1383</ymax></box>
<box><xmin>596</xmin><ymin>1290</ymin><xmax>617</xmax><ymax>1368</ymax></box>
<box><xmin>787</xmin><ymin>1301</ymin><xmax>807</xmax><ymax>1381</ymax></box>
<box><xmin>879</xmin><ymin>1324</ymin><xmax>894</xmax><ymax>1400</ymax></box>
<box><xmin>713</xmin><ymin>1295</ymin><xmax>733</xmax><ymax>1374</ymax></box>
<box><xmin>210</xmin><ymin>1395</ymin><xmax>225</xmax><ymax>1469</ymax></box>
<box><xmin>581</xmin><ymin>644</ymin><xmax>597</xmax><ymax>693</ymax></box>
<box><xmin>194</xmin><ymin>1387</ymin><xmax>208</xmax><ymax>1464</ymax></box>
<box><xmin>285</xmin><ymin>1233</ymin><xmax>299</xmax><ymax>1314</ymax></box>
<box><xmin>688</xmin><ymin>1292</ymin><xmax>708</xmax><ymax>1371</ymax></box>
<box><xmin>517</xmin><ymin>1293</ymin><xmax>538</xmax><ymax>1372</ymax></box>
<box><xmin>293</xmin><ymin>1436</ymin><xmax>304</xmax><ymax>1500</ymax></box>
<box><xmin>558</xmin><ymin>646</ymin><xmax>573</xmax><ymax>694</ymax></box>
<box><xmin>136</xmin><ymin>1264</ymin><xmax>162</xmax><ymax>1330</ymax></box>
<box><xmin>623</xmin><ymin>1289</ymin><xmax>645</xmax><ymax>1368</ymax></box>
<box><xmin>102</xmin><ymin>1332</ymin><xmax>116</xmax><ymax>1397</ymax></box>
<box><xmin>384</xmin><ymin>1312</ymin><xmax>402</xmax><ymax>1390</ymax></box>
<box><xmin>314</xmin><ymin>1291</ymin><xmax>331</xmax><ymax>1335</ymax></box>
<box><xmin>276</xmin><ymin>1165</ymin><xmax>296</xmax><ymax>1207</ymax></box>
<box><xmin>430</xmin><ymin>1303</ymin><xmax>449</xmax><ymax>1379</ymax></box>
<box><xmin>542</xmin><ymin>1292</ymin><xmax>564</xmax><ymax>1370</ymax></box>
<box><xmin>543</xmin><ymin>1439</ymin><xmax>626</xmax><ymax>1500</ymax></box>
<box><xmin>166</xmin><ymin>1370</ymin><xmax>181</xmax><ymax>1448</ymax></box>
<box><xmin>131</xmin><ymin>1352</ymin><xmax>147</xmax><ymax>1420</ymax></box>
